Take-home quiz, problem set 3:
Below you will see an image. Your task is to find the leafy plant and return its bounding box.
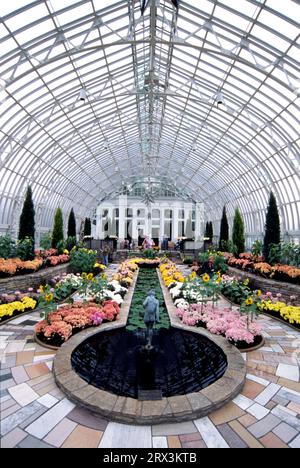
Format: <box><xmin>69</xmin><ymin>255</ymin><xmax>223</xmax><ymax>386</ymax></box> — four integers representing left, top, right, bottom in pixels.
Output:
<box><xmin>251</xmin><ymin>240</ymin><xmax>262</xmax><ymax>257</ymax></box>
<box><xmin>0</xmin><ymin>234</ymin><xmax>16</xmax><ymax>259</ymax></box>
<box><xmin>143</xmin><ymin>249</ymin><xmax>156</xmax><ymax>259</ymax></box>
<box><xmin>70</xmin><ymin>248</ymin><xmax>97</xmax><ymax>273</ymax></box>
<box><xmin>65</xmin><ymin>236</ymin><xmax>77</xmax><ymax>252</ymax></box>
<box><xmin>19</xmin><ymin>186</ymin><xmax>35</xmax><ymax>258</ymax></box>
<box><xmin>40</xmin><ymin>232</ymin><xmax>52</xmax><ymax>250</ymax></box>
<box><xmin>16</xmin><ymin>237</ymin><xmax>34</xmax><ymax>261</ymax></box>
<box><xmin>221</xmin><ymin>279</ymin><xmax>251</xmax><ymax>305</ymax></box>
<box><xmin>52</xmin><ymin>208</ymin><xmax>64</xmax><ymax>248</ymax></box>
<box><xmin>214</xmin><ymin>255</ymin><xmax>228</xmax><ymax>274</ymax></box>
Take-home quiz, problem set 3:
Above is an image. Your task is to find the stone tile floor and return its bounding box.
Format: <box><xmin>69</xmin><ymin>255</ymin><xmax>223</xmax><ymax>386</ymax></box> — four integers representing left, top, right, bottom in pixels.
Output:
<box><xmin>0</xmin><ymin>264</ymin><xmax>299</xmax><ymax>448</ymax></box>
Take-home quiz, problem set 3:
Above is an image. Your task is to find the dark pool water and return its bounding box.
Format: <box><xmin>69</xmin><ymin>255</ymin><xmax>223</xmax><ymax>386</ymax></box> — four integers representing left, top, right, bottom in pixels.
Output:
<box><xmin>71</xmin><ymin>328</ymin><xmax>227</xmax><ymax>399</ymax></box>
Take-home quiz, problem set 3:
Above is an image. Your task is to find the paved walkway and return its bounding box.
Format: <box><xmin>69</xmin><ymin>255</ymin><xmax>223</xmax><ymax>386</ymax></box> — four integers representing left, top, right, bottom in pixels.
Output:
<box><xmin>0</xmin><ymin>266</ymin><xmax>299</xmax><ymax>448</ymax></box>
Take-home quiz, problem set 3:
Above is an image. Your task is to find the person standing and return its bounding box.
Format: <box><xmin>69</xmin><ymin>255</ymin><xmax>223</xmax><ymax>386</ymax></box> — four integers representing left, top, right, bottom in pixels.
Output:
<box><xmin>102</xmin><ymin>243</ymin><xmax>110</xmax><ymax>266</ymax></box>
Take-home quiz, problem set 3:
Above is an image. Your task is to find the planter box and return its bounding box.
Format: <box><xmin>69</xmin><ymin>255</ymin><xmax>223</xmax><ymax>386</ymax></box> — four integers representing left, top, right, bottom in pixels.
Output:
<box><xmin>0</xmin><ymin>263</ymin><xmax>72</xmax><ymax>294</ymax></box>
<box><xmin>228</xmin><ymin>266</ymin><xmax>300</xmax><ymax>304</ymax></box>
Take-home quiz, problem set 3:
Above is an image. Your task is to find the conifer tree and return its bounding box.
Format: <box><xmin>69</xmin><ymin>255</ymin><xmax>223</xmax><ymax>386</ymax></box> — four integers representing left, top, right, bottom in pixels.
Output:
<box><xmin>263</xmin><ymin>192</ymin><xmax>281</xmax><ymax>262</ymax></box>
<box><xmin>18</xmin><ymin>186</ymin><xmax>35</xmax><ymax>258</ymax></box>
<box><xmin>219</xmin><ymin>206</ymin><xmax>229</xmax><ymax>250</ymax></box>
<box><xmin>232</xmin><ymin>208</ymin><xmax>245</xmax><ymax>255</ymax></box>
<box><xmin>52</xmin><ymin>208</ymin><xmax>64</xmax><ymax>248</ymax></box>
<box><xmin>67</xmin><ymin>208</ymin><xmax>76</xmax><ymax>238</ymax></box>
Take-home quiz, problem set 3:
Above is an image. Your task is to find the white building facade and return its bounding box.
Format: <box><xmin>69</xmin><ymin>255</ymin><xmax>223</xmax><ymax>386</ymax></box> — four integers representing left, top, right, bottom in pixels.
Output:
<box><xmin>94</xmin><ymin>195</ymin><xmax>205</xmax><ymax>247</ymax></box>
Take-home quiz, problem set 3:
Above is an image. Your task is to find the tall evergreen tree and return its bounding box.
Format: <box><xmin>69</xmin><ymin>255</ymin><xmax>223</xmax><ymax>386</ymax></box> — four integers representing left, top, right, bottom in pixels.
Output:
<box><xmin>204</xmin><ymin>221</ymin><xmax>209</xmax><ymax>238</ymax></box>
<box><xmin>263</xmin><ymin>191</ymin><xmax>281</xmax><ymax>262</ymax></box>
<box><xmin>52</xmin><ymin>208</ymin><xmax>64</xmax><ymax>248</ymax></box>
<box><xmin>232</xmin><ymin>208</ymin><xmax>245</xmax><ymax>255</ymax></box>
<box><xmin>84</xmin><ymin>217</ymin><xmax>91</xmax><ymax>236</ymax></box>
<box><xmin>219</xmin><ymin>206</ymin><xmax>229</xmax><ymax>250</ymax></box>
<box><xmin>67</xmin><ymin>208</ymin><xmax>76</xmax><ymax>238</ymax></box>
<box><xmin>18</xmin><ymin>186</ymin><xmax>35</xmax><ymax>258</ymax></box>
<box><xmin>208</xmin><ymin>222</ymin><xmax>213</xmax><ymax>243</ymax></box>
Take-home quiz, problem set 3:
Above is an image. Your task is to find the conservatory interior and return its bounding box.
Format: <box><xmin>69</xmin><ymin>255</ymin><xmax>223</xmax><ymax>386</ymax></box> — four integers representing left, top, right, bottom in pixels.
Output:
<box><xmin>0</xmin><ymin>0</ymin><xmax>299</xmax><ymax>450</ymax></box>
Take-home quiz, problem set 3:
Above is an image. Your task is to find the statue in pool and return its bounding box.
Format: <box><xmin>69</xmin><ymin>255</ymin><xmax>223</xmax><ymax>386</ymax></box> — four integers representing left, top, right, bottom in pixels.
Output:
<box><xmin>143</xmin><ymin>290</ymin><xmax>160</xmax><ymax>349</ymax></box>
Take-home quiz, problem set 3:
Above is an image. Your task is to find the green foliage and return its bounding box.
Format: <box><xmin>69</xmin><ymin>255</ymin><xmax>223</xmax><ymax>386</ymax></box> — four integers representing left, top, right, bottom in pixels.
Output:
<box><xmin>40</xmin><ymin>232</ymin><xmax>52</xmax><ymax>250</ymax></box>
<box><xmin>221</xmin><ymin>279</ymin><xmax>251</xmax><ymax>305</ymax></box>
<box><xmin>56</xmin><ymin>240</ymin><xmax>65</xmax><ymax>255</ymax></box>
<box><xmin>220</xmin><ymin>240</ymin><xmax>237</xmax><ymax>255</ymax></box>
<box><xmin>65</xmin><ymin>236</ymin><xmax>77</xmax><ymax>252</ymax></box>
<box><xmin>251</xmin><ymin>239</ymin><xmax>262</xmax><ymax>257</ymax></box>
<box><xmin>268</xmin><ymin>242</ymin><xmax>300</xmax><ymax>267</ymax></box>
<box><xmin>183</xmin><ymin>256</ymin><xmax>194</xmax><ymax>265</ymax></box>
<box><xmin>84</xmin><ymin>217</ymin><xmax>91</xmax><ymax>236</ymax></box>
<box><xmin>16</xmin><ymin>237</ymin><xmax>34</xmax><ymax>261</ymax></box>
<box><xmin>67</xmin><ymin>208</ymin><xmax>76</xmax><ymax>238</ymax></box>
<box><xmin>52</xmin><ymin>208</ymin><xmax>64</xmax><ymax>248</ymax></box>
<box><xmin>214</xmin><ymin>255</ymin><xmax>228</xmax><ymax>274</ymax></box>
<box><xmin>232</xmin><ymin>208</ymin><xmax>245</xmax><ymax>255</ymax></box>
<box><xmin>219</xmin><ymin>206</ymin><xmax>229</xmax><ymax>250</ymax></box>
<box><xmin>0</xmin><ymin>234</ymin><xmax>16</xmax><ymax>259</ymax></box>
<box><xmin>199</xmin><ymin>251</ymin><xmax>209</xmax><ymax>263</ymax></box>
<box><xmin>18</xmin><ymin>186</ymin><xmax>35</xmax><ymax>259</ymax></box>
<box><xmin>263</xmin><ymin>192</ymin><xmax>280</xmax><ymax>263</ymax></box>
<box><xmin>70</xmin><ymin>248</ymin><xmax>97</xmax><ymax>273</ymax></box>
<box><xmin>143</xmin><ymin>249</ymin><xmax>156</xmax><ymax>259</ymax></box>
<box><xmin>126</xmin><ymin>268</ymin><xmax>170</xmax><ymax>331</ymax></box>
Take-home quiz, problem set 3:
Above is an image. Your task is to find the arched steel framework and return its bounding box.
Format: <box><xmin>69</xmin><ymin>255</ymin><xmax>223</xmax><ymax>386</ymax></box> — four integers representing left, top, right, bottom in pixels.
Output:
<box><xmin>0</xmin><ymin>0</ymin><xmax>299</xmax><ymax>238</ymax></box>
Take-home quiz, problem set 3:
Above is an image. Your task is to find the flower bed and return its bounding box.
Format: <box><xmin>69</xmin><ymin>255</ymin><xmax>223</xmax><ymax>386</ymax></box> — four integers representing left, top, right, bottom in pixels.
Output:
<box><xmin>258</xmin><ymin>299</ymin><xmax>300</xmax><ymax>329</ymax></box>
<box><xmin>176</xmin><ymin>304</ymin><xmax>263</xmax><ymax>350</ymax></box>
<box><xmin>163</xmin><ymin>267</ymin><xmax>263</xmax><ymax>350</ymax></box>
<box><xmin>0</xmin><ymin>296</ymin><xmax>37</xmax><ymax>321</ymax></box>
<box><xmin>0</xmin><ymin>250</ymin><xmax>70</xmax><ymax>278</ymax></box>
<box><xmin>227</xmin><ymin>253</ymin><xmax>300</xmax><ymax>284</ymax></box>
<box><xmin>35</xmin><ymin>301</ymin><xmax>120</xmax><ymax>347</ymax></box>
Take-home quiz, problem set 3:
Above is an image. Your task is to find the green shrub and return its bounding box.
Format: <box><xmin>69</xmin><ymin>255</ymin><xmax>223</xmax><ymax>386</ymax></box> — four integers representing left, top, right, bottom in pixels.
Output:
<box><xmin>16</xmin><ymin>237</ymin><xmax>34</xmax><ymax>261</ymax></box>
<box><xmin>0</xmin><ymin>234</ymin><xmax>16</xmax><ymax>259</ymax></box>
<box><xmin>214</xmin><ymin>255</ymin><xmax>228</xmax><ymax>274</ymax></box>
<box><xmin>251</xmin><ymin>240</ymin><xmax>262</xmax><ymax>257</ymax></box>
<box><xmin>70</xmin><ymin>248</ymin><xmax>97</xmax><ymax>273</ymax></box>
<box><xmin>65</xmin><ymin>236</ymin><xmax>77</xmax><ymax>252</ymax></box>
<box><xmin>143</xmin><ymin>249</ymin><xmax>156</xmax><ymax>259</ymax></box>
<box><xmin>40</xmin><ymin>232</ymin><xmax>52</xmax><ymax>250</ymax></box>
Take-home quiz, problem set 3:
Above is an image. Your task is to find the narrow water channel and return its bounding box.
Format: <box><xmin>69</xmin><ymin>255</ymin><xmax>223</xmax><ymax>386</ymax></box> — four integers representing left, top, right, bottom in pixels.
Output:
<box><xmin>71</xmin><ymin>266</ymin><xmax>227</xmax><ymax>399</ymax></box>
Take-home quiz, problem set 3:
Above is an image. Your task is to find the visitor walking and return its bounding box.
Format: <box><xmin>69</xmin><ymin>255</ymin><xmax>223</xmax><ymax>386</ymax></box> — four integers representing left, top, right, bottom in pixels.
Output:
<box><xmin>102</xmin><ymin>243</ymin><xmax>110</xmax><ymax>266</ymax></box>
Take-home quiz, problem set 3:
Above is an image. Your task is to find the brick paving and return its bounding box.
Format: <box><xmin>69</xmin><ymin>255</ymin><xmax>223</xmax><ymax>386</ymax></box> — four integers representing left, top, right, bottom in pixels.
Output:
<box><xmin>0</xmin><ymin>264</ymin><xmax>299</xmax><ymax>448</ymax></box>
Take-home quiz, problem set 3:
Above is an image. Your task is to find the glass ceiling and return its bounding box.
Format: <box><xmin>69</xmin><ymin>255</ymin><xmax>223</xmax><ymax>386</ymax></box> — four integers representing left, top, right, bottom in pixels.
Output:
<box><xmin>0</xmin><ymin>0</ymin><xmax>299</xmax><ymax>236</ymax></box>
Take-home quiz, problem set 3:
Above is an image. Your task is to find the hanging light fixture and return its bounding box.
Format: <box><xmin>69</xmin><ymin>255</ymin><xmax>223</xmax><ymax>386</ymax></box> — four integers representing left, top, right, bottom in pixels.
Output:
<box><xmin>216</xmin><ymin>92</ymin><xmax>226</xmax><ymax>111</ymax></box>
<box><xmin>78</xmin><ymin>88</ymin><xmax>87</xmax><ymax>101</ymax></box>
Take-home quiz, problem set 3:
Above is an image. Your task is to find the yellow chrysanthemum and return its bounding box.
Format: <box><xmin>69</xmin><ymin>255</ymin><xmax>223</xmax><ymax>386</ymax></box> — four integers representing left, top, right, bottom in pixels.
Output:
<box><xmin>38</xmin><ymin>285</ymin><xmax>44</xmax><ymax>293</ymax></box>
<box><xmin>257</xmin><ymin>290</ymin><xmax>262</xmax><ymax>297</ymax></box>
<box><xmin>63</xmin><ymin>249</ymin><xmax>69</xmax><ymax>254</ymax></box>
<box><xmin>82</xmin><ymin>272</ymin><xmax>87</xmax><ymax>279</ymax></box>
<box><xmin>87</xmin><ymin>273</ymin><xmax>94</xmax><ymax>281</ymax></box>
